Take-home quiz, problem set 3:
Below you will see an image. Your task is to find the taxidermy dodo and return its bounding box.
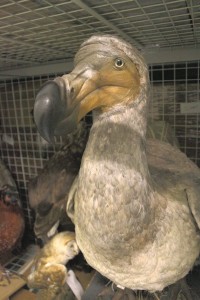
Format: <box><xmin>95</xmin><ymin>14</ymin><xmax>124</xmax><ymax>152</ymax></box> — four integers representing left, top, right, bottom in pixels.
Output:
<box><xmin>33</xmin><ymin>35</ymin><xmax>200</xmax><ymax>299</ymax></box>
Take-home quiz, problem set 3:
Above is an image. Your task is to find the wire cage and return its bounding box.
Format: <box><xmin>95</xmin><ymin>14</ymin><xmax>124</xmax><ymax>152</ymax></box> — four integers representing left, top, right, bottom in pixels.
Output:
<box><xmin>149</xmin><ymin>61</ymin><xmax>200</xmax><ymax>165</ymax></box>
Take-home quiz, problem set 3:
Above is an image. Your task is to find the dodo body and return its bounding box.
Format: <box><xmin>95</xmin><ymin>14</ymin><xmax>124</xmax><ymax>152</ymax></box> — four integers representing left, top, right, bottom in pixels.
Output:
<box><xmin>74</xmin><ymin>103</ymin><xmax>200</xmax><ymax>291</ymax></box>
<box><xmin>34</xmin><ymin>35</ymin><xmax>200</xmax><ymax>292</ymax></box>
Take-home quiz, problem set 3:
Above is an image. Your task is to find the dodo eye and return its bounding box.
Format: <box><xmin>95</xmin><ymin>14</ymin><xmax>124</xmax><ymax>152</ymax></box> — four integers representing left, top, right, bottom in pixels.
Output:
<box><xmin>114</xmin><ymin>58</ymin><xmax>125</xmax><ymax>69</ymax></box>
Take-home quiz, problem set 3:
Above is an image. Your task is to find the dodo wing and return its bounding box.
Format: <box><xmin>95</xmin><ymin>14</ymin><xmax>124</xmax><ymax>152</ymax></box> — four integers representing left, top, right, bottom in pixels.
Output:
<box><xmin>147</xmin><ymin>138</ymin><xmax>200</xmax><ymax>229</ymax></box>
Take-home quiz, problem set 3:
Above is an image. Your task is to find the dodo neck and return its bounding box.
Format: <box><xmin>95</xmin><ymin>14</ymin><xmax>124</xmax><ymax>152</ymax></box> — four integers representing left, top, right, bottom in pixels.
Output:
<box><xmin>94</xmin><ymin>93</ymin><xmax>148</xmax><ymax>136</ymax></box>
<box><xmin>91</xmin><ymin>97</ymin><xmax>154</xmax><ymax>192</ymax></box>
<box><xmin>86</xmin><ymin>98</ymin><xmax>157</xmax><ymax>246</ymax></box>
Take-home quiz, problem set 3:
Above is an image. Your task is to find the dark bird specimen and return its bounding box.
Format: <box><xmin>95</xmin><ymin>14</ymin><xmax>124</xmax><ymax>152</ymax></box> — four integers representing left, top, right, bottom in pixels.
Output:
<box><xmin>28</xmin><ymin>122</ymin><xmax>89</xmax><ymax>243</ymax></box>
<box><xmin>33</xmin><ymin>35</ymin><xmax>200</xmax><ymax>299</ymax></box>
<box><xmin>0</xmin><ymin>184</ymin><xmax>25</xmax><ymax>264</ymax></box>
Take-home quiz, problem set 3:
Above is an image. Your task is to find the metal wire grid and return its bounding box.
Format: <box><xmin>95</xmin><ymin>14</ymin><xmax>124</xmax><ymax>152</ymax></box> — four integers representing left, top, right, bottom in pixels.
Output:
<box><xmin>149</xmin><ymin>61</ymin><xmax>200</xmax><ymax>166</ymax></box>
<box><xmin>0</xmin><ymin>73</ymin><xmax>63</xmax><ymax>231</ymax></box>
<box><xmin>0</xmin><ymin>0</ymin><xmax>199</xmax><ymax>71</ymax></box>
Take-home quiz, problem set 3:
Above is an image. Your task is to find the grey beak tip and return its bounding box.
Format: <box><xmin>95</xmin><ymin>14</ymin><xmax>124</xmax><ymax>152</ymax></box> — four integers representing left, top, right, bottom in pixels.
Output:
<box><xmin>34</xmin><ymin>80</ymin><xmax>63</xmax><ymax>142</ymax></box>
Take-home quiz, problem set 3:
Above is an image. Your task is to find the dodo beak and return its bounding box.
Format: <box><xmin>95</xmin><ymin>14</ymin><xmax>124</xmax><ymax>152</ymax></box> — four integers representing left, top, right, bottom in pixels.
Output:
<box><xmin>34</xmin><ymin>64</ymin><xmax>102</xmax><ymax>143</ymax></box>
<box><xmin>34</xmin><ymin>76</ymin><xmax>80</xmax><ymax>143</ymax></box>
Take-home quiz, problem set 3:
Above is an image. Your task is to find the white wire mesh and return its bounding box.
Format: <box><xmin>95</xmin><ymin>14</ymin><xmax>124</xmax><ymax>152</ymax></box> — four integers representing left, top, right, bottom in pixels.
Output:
<box><xmin>0</xmin><ymin>73</ymin><xmax>62</xmax><ymax>231</ymax></box>
<box><xmin>149</xmin><ymin>61</ymin><xmax>200</xmax><ymax>165</ymax></box>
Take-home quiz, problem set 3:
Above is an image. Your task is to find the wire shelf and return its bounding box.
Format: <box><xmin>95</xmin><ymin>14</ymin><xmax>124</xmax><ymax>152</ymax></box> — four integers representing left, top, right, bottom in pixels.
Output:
<box><xmin>0</xmin><ymin>0</ymin><xmax>199</xmax><ymax>71</ymax></box>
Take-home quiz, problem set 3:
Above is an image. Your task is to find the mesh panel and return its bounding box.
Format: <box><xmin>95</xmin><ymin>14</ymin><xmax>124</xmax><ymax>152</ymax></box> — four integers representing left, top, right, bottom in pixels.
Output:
<box><xmin>149</xmin><ymin>61</ymin><xmax>200</xmax><ymax>165</ymax></box>
<box><xmin>0</xmin><ymin>74</ymin><xmax>62</xmax><ymax>232</ymax></box>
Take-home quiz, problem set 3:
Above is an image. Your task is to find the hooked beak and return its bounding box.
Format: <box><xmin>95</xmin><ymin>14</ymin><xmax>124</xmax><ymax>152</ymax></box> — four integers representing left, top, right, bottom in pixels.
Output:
<box><xmin>34</xmin><ymin>77</ymin><xmax>80</xmax><ymax>143</ymax></box>
<box><xmin>34</xmin><ymin>64</ymin><xmax>100</xmax><ymax>143</ymax></box>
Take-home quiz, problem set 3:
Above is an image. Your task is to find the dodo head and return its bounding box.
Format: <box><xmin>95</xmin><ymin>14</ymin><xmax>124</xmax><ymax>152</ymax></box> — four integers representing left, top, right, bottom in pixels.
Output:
<box><xmin>34</xmin><ymin>35</ymin><xmax>149</xmax><ymax>143</ymax></box>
